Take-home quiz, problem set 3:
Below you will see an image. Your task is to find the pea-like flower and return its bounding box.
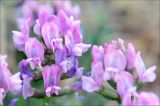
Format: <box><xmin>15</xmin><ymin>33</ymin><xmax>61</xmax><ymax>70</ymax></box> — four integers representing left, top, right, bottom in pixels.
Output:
<box><xmin>25</xmin><ymin>38</ymin><xmax>45</xmax><ymax>69</ymax></box>
<box><xmin>42</xmin><ymin>64</ymin><xmax>62</xmax><ymax>96</ymax></box>
<box><xmin>0</xmin><ymin>54</ymin><xmax>22</xmax><ymax>104</ymax></box>
<box><xmin>134</xmin><ymin>52</ymin><xmax>156</xmax><ymax>83</ymax></box>
<box><xmin>82</xmin><ymin>61</ymin><xmax>104</xmax><ymax>92</ymax></box>
<box><xmin>122</xmin><ymin>90</ymin><xmax>159</xmax><ymax>106</ymax></box>
<box><xmin>12</xmin><ymin>18</ymin><xmax>31</xmax><ymax>51</ymax></box>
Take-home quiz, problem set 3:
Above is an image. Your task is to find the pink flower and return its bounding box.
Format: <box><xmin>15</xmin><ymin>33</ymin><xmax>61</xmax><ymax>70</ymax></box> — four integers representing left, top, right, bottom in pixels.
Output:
<box><xmin>134</xmin><ymin>52</ymin><xmax>156</xmax><ymax>83</ymax></box>
<box><xmin>104</xmin><ymin>43</ymin><xmax>126</xmax><ymax>73</ymax></box>
<box><xmin>0</xmin><ymin>54</ymin><xmax>22</xmax><ymax>104</ymax></box>
<box><xmin>42</xmin><ymin>65</ymin><xmax>62</xmax><ymax>96</ymax></box>
<box><xmin>114</xmin><ymin>71</ymin><xmax>134</xmax><ymax>98</ymax></box>
<box><xmin>82</xmin><ymin>61</ymin><xmax>104</xmax><ymax>92</ymax></box>
<box><xmin>12</xmin><ymin>18</ymin><xmax>31</xmax><ymax>51</ymax></box>
<box><xmin>122</xmin><ymin>91</ymin><xmax>159</xmax><ymax>106</ymax></box>
<box><xmin>21</xmin><ymin>75</ymin><xmax>34</xmax><ymax>99</ymax></box>
<box><xmin>92</xmin><ymin>45</ymin><xmax>104</xmax><ymax>62</ymax></box>
<box><xmin>0</xmin><ymin>54</ymin><xmax>11</xmax><ymax>92</ymax></box>
<box><xmin>25</xmin><ymin>38</ymin><xmax>45</xmax><ymax>69</ymax></box>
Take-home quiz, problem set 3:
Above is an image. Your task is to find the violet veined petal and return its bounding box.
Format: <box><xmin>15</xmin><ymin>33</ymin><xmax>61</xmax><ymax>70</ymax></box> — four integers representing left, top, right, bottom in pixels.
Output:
<box><xmin>18</xmin><ymin>59</ymin><xmax>35</xmax><ymax>77</ymax></box>
<box><xmin>41</xmin><ymin>22</ymin><xmax>59</xmax><ymax>49</ymax></box>
<box><xmin>25</xmin><ymin>38</ymin><xmax>45</xmax><ymax>68</ymax></box>
<box><xmin>55</xmin><ymin>49</ymin><xmax>67</xmax><ymax>64</ymax></box>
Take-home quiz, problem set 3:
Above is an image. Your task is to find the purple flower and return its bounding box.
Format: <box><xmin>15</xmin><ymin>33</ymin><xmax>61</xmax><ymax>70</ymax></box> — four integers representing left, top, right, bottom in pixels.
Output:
<box><xmin>18</xmin><ymin>59</ymin><xmax>35</xmax><ymax>78</ymax></box>
<box><xmin>92</xmin><ymin>45</ymin><xmax>104</xmax><ymax>62</ymax></box>
<box><xmin>82</xmin><ymin>61</ymin><xmax>104</xmax><ymax>92</ymax></box>
<box><xmin>0</xmin><ymin>54</ymin><xmax>11</xmax><ymax>92</ymax></box>
<box><xmin>122</xmin><ymin>91</ymin><xmax>159</xmax><ymax>106</ymax></box>
<box><xmin>21</xmin><ymin>75</ymin><xmax>35</xmax><ymax>99</ymax></box>
<box><xmin>81</xmin><ymin>76</ymin><xmax>100</xmax><ymax>93</ymax></box>
<box><xmin>25</xmin><ymin>38</ymin><xmax>45</xmax><ymax>69</ymax></box>
<box><xmin>114</xmin><ymin>71</ymin><xmax>134</xmax><ymax>98</ymax></box>
<box><xmin>0</xmin><ymin>54</ymin><xmax>22</xmax><ymax>104</ymax></box>
<box><xmin>42</xmin><ymin>65</ymin><xmax>62</xmax><ymax>96</ymax></box>
<box><xmin>134</xmin><ymin>52</ymin><xmax>156</xmax><ymax>83</ymax></box>
<box><xmin>12</xmin><ymin>18</ymin><xmax>31</xmax><ymax>51</ymax></box>
<box><xmin>65</xmin><ymin>34</ymin><xmax>91</xmax><ymax>57</ymax></box>
<box><xmin>103</xmin><ymin>43</ymin><xmax>126</xmax><ymax>81</ymax></box>
<box><xmin>55</xmin><ymin>48</ymin><xmax>67</xmax><ymax>64</ymax></box>
<box><xmin>10</xmin><ymin>72</ymin><xmax>22</xmax><ymax>95</ymax></box>
<box><xmin>18</xmin><ymin>59</ymin><xmax>35</xmax><ymax>99</ymax></box>
<box><xmin>41</xmin><ymin>19</ymin><xmax>59</xmax><ymax>49</ymax></box>
<box><xmin>104</xmin><ymin>44</ymin><xmax>126</xmax><ymax>73</ymax></box>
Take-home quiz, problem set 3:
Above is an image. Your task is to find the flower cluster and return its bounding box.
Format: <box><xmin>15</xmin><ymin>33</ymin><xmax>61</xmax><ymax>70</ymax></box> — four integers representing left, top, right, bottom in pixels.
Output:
<box><xmin>81</xmin><ymin>39</ymin><xmax>159</xmax><ymax>105</ymax></box>
<box><xmin>0</xmin><ymin>0</ymin><xmax>159</xmax><ymax>106</ymax></box>
<box><xmin>13</xmin><ymin>4</ymin><xmax>90</xmax><ymax>99</ymax></box>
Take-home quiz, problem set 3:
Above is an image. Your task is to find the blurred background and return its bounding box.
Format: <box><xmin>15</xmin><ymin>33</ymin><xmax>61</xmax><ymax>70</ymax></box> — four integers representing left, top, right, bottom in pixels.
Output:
<box><xmin>0</xmin><ymin>0</ymin><xmax>159</xmax><ymax>106</ymax></box>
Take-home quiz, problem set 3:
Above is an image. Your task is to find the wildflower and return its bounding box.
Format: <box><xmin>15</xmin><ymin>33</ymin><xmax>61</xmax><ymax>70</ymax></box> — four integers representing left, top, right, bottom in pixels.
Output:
<box><xmin>135</xmin><ymin>52</ymin><xmax>156</xmax><ymax>83</ymax></box>
<box><xmin>25</xmin><ymin>38</ymin><xmax>45</xmax><ymax>69</ymax></box>
<box><xmin>82</xmin><ymin>61</ymin><xmax>104</xmax><ymax>92</ymax></box>
<box><xmin>12</xmin><ymin>18</ymin><xmax>31</xmax><ymax>51</ymax></box>
<box><xmin>42</xmin><ymin>65</ymin><xmax>62</xmax><ymax>96</ymax></box>
<box><xmin>122</xmin><ymin>91</ymin><xmax>159</xmax><ymax>106</ymax></box>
